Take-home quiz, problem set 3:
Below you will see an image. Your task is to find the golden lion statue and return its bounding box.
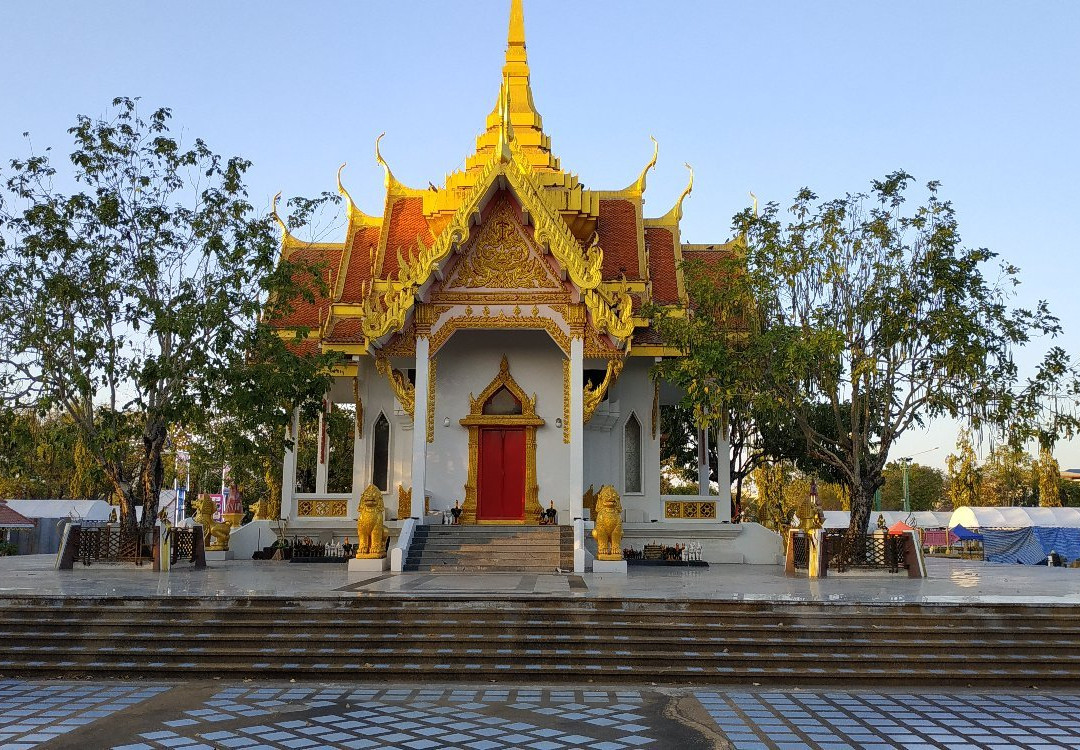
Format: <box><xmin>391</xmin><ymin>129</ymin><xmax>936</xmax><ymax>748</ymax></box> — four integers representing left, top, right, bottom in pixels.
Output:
<box><xmin>591</xmin><ymin>485</ymin><xmax>623</xmax><ymax>560</ymax></box>
<box><xmin>194</xmin><ymin>494</ymin><xmax>231</xmax><ymax>551</ymax></box>
<box><xmin>356</xmin><ymin>484</ymin><xmax>389</xmax><ymax>559</ymax></box>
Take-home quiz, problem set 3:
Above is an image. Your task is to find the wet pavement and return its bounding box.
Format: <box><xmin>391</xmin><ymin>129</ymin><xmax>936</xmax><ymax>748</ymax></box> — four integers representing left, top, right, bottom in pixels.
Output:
<box><xmin>1</xmin><ymin>555</ymin><xmax>1079</xmax><ymax>605</ymax></box>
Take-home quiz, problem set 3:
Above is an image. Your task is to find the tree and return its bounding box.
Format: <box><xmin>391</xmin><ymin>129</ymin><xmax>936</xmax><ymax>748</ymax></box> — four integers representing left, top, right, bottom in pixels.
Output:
<box><xmin>944</xmin><ymin>430</ymin><xmax>981</xmax><ymax>510</ymax></box>
<box><xmin>1033</xmin><ymin>446</ymin><xmax>1061</xmax><ymax>507</ymax></box>
<box><xmin>880</xmin><ymin>461</ymin><xmax>945</xmax><ymax>512</ymax></box>
<box><xmin>0</xmin><ymin>98</ymin><xmax>334</xmax><ymax>530</ymax></box>
<box><xmin>979</xmin><ymin>443</ymin><xmax>1034</xmax><ymax>507</ymax></box>
<box><xmin>727</xmin><ymin>172</ymin><xmax>1075</xmax><ymax>534</ymax></box>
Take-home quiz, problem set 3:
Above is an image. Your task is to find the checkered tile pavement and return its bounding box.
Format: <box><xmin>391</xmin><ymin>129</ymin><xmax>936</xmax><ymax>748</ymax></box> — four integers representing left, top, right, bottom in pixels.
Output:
<box><xmin>0</xmin><ymin>681</ymin><xmax>170</xmax><ymax>749</ymax></box>
<box><xmin>5</xmin><ymin>680</ymin><xmax>1080</xmax><ymax>749</ymax></box>
<box><xmin>697</xmin><ymin>690</ymin><xmax>1080</xmax><ymax>750</ymax></box>
<box><xmin>112</xmin><ymin>687</ymin><xmax>655</xmax><ymax>750</ymax></box>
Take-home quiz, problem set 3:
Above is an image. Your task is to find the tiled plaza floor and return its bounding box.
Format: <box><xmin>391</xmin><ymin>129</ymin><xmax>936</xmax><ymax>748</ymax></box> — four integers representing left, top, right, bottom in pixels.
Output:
<box><xmin>3</xmin><ymin>681</ymin><xmax>1080</xmax><ymax>750</ymax></box>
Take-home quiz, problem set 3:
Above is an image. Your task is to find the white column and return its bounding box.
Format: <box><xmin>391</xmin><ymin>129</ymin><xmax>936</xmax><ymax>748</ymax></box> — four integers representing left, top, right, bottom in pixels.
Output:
<box><xmin>716</xmin><ymin>426</ymin><xmax>732</xmax><ymax>522</ymax></box>
<box><xmin>697</xmin><ymin>427</ymin><xmax>711</xmax><ymax>494</ymax></box>
<box><xmin>410</xmin><ymin>337</ymin><xmax>430</xmax><ymax>520</ymax></box>
<box><xmin>315</xmin><ymin>403</ymin><xmax>329</xmax><ymax>494</ymax></box>
<box><xmin>280</xmin><ymin>407</ymin><xmax>300</xmax><ymax>520</ymax></box>
<box><xmin>569</xmin><ymin>337</ymin><xmax>584</xmax><ymax>521</ymax></box>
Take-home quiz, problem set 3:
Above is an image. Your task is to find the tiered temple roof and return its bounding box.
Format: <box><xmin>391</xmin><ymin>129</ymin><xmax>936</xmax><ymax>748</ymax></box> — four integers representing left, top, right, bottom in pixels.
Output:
<box><xmin>271</xmin><ymin>0</ymin><xmax>734</xmax><ymax>358</ymax></box>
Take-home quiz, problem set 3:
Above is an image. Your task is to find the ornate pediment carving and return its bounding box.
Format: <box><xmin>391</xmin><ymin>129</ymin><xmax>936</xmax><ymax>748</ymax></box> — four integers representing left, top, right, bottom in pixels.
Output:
<box><xmin>444</xmin><ymin>200</ymin><xmax>562</xmax><ymax>291</ymax></box>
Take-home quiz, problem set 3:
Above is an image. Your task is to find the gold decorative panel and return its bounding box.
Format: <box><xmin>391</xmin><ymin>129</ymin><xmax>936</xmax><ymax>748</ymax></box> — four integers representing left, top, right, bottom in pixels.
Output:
<box><xmin>297</xmin><ymin>499</ymin><xmax>348</xmax><ymax>517</ymax></box>
<box><xmin>446</xmin><ymin>201</ymin><xmax>561</xmax><ymax>290</ymax></box>
<box><xmin>664</xmin><ymin>500</ymin><xmax>717</xmax><ymax>520</ymax></box>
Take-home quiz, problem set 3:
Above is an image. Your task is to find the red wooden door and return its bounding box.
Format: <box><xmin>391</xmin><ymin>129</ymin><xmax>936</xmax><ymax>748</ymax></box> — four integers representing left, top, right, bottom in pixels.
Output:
<box><xmin>477</xmin><ymin>428</ymin><xmax>526</xmax><ymax>521</ymax></box>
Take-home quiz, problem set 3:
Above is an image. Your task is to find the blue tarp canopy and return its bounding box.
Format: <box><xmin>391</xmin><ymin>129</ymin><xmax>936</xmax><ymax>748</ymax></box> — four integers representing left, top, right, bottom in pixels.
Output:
<box><xmin>983</xmin><ymin>527</ymin><xmax>1080</xmax><ymax>564</ymax></box>
<box><xmin>950</xmin><ymin>525</ymin><xmax>982</xmax><ymax>541</ymax></box>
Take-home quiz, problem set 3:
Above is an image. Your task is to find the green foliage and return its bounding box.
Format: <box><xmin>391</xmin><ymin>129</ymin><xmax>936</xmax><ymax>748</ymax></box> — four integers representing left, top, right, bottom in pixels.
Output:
<box><xmin>1033</xmin><ymin>447</ymin><xmax>1061</xmax><ymax>507</ymax></box>
<box><xmin>945</xmin><ymin>430</ymin><xmax>981</xmax><ymax>510</ymax></box>
<box><xmin>1060</xmin><ymin>479</ymin><xmax>1080</xmax><ymax>508</ymax></box>
<box><xmin>979</xmin><ymin>443</ymin><xmax>1035</xmax><ymax>507</ymax></box>
<box><xmin>677</xmin><ymin>172</ymin><xmax>1077</xmax><ymax>533</ymax></box>
<box><xmin>0</xmin><ymin>541</ymin><xmax>17</xmax><ymax>556</ymax></box>
<box><xmin>0</xmin><ymin>98</ymin><xmax>337</xmax><ymax>528</ymax></box>
<box><xmin>880</xmin><ymin>461</ymin><xmax>945</xmax><ymax>511</ymax></box>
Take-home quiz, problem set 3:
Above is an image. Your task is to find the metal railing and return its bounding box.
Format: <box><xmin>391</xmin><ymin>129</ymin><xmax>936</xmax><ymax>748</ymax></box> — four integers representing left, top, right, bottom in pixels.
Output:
<box><xmin>169</xmin><ymin>527</ymin><xmax>198</xmax><ymax>565</ymax></box>
<box><xmin>824</xmin><ymin>530</ymin><xmax>905</xmax><ymax>573</ymax></box>
<box><xmin>76</xmin><ymin>526</ymin><xmax>155</xmax><ymax>566</ymax></box>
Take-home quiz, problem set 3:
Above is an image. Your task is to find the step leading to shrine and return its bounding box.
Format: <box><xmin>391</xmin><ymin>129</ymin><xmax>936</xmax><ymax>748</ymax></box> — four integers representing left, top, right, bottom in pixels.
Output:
<box><xmin>404</xmin><ymin>525</ymin><xmax>573</xmax><ymax>572</ymax></box>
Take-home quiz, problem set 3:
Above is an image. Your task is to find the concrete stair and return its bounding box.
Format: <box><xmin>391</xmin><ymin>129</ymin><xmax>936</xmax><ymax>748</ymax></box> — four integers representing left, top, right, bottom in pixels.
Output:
<box><xmin>3</xmin><ymin>597</ymin><xmax>1080</xmax><ymax>684</ymax></box>
<box><xmin>404</xmin><ymin>525</ymin><xmax>573</xmax><ymax>572</ymax></box>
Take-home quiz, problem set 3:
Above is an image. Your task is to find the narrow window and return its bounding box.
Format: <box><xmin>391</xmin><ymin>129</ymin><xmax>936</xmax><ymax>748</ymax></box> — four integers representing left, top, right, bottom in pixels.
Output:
<box><xmin>624</xmin><ymin>413</ymin><xmax>642</xmax><ymax>494</ymax></box>
<box><xmin>372</xmin><ymin>413</ymin><xmax>390</xmax><ymax>492</ymax></box>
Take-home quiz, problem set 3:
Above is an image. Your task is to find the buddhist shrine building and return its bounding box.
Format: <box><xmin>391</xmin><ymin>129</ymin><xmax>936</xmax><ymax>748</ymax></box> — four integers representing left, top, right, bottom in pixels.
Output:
<box><xmin>269</xmin><ymin>0</ymin><xmax>781</xmax><ymax>569</ymax></box>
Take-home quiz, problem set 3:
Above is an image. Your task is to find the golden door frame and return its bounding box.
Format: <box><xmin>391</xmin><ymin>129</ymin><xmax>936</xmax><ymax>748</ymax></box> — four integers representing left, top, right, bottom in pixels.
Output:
<box><xmin>460</xmin><ymin>356</ymin><xmax>544</xmax><ymax>525</ymax></box>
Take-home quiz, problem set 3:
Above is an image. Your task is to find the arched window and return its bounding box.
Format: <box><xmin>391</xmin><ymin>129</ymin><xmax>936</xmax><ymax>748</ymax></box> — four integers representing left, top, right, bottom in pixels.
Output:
<box><xmin>624</xmin><ymin>413</ymin><xmax>642</xmax><ymax>494</ymax></box>
<box><xmin>372</xmin><ymin>413</ymin><xmax>390</xmax><ymax>492</ymax></box>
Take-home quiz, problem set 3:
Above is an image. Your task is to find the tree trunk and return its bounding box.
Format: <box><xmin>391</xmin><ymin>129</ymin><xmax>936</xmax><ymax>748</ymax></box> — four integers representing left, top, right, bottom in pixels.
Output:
<box><xmin>137</xmin><ymin>414</ymin><xmax>167</xmax><ymax>532</ymax></box>
<box><xmin>848</xmin><ymin>475</ymin><xmax>881</xmax><ymax>538</ymax></box>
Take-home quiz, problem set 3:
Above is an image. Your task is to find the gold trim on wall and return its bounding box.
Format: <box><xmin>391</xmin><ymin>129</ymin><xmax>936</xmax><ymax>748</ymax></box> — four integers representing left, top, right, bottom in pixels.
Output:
<box><xmin>460</xmin><ymin>356</ymin><xmax>544</xmax><ymax>525</ymax></box>
<box><xmin>664</xmin><ymin>500</ymin><xmax>717</xmax><ymax>520</ymax></box>
<box><xmin>297</xmin><ymin>499</ymin><xmax>349</xmax><ymax>517</ymax></box>
<box><xmin>375</xmin><ymin>357</ymin><xmax>415</xmax><ymax>419</ymax></box>
<box><xmin>583</xmin><ymin>358</ymin><xmax>624</xmax><ymax>423</ymax></box>
<box><xmin>429</xmin><ymin>313</ymin><xmax>570</xmax><ymax>356</ymax></box>
<box><xmin>427</xmin><ymin>357</ymin><xmax>437</xmax><ymax>443</ymax></box>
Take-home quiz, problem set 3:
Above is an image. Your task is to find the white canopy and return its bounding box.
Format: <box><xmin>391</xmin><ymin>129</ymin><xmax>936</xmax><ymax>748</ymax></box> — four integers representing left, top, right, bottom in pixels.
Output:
<box><xmin>949</xmin><ymin>506</ymin><xmax>1080</xmax><ymax>529</ymax></box>
<box><xmin>3</xmin><ymin>499</ymin><xmax>113</xmax><ymax>522</ymax></box>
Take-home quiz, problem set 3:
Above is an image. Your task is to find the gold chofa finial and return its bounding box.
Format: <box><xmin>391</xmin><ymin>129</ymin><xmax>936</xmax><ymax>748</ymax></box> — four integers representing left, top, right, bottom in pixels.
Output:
<box><xmin>750</xmin><ymin>191</ymin><xmax>759</xmax><ymax>217</ymax></box>
<box><xmin>632</xmin><ymin>136</ymin><xmax>659</xmax><ymax>194</ymax></box>
<box><xmin>336</xmin><ymin>163</ymin><xmax>355</xmax><ymax>212</ymax></box>
<box><xmin>271</xmin><ymin>191</ymin><xmax>298</xmax><ymax>245</ymax></box>
<box><xmin>674</xmin><ymin>163</ymin><xmax>694</xmax><ymax>221</ymax></box>
<box><xmin>374</xmin><ymin>132</ymin><xmax>395</xmax><ymax>190</ymax></box>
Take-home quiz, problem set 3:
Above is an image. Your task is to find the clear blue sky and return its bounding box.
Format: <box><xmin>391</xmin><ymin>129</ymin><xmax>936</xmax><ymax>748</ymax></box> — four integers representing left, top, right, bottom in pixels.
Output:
<box><xmin>3</xmin><ymin>0</ymin><xmax>1079</xmax><ymax>470</ymax></box>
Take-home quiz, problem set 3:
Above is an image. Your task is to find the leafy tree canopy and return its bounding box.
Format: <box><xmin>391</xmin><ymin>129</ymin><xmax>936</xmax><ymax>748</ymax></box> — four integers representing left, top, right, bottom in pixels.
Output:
<box><xmin>0</xmin><ymin>98</ymin><xmax>337</xmax><ymax>529</ymax></box>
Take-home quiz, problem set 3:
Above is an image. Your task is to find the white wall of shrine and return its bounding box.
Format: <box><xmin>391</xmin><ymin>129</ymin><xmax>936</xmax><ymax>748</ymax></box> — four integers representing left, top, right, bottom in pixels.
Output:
<box><xmin>426</xmin><ymin>329</ymin><xmax>570</xmax><ymax>518</ymax></box>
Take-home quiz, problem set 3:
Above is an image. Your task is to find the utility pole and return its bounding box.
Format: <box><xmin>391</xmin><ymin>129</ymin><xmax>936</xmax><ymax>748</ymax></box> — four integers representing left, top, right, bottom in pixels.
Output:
<box><xmin>900</xmin><ymin>456</ymin><xmax>913</xmax><ymax>513</ymax></box>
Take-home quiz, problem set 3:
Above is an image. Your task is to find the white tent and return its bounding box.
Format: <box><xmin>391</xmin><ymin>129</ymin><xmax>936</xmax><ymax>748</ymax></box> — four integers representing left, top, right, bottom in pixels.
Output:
<box><xmin>949</xmin><ymin>506</ymin><xmax>1080</xmax><ymax>529</ymax></box>
<box><xmin>3</xmin><ymin>499</ymin><xmax>113</xmax><ymax>522</ymax></box>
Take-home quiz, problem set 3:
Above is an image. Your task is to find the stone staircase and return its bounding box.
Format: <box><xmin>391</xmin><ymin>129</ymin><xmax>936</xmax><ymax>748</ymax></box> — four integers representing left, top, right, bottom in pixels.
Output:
<box><xmin>404</xmin><ymin>524</ymin><xmax>573</xmax><ymax>572</ymax></box>
<box><xmin>3</xmin><ymin>597</ymin><xmax>1080</xmax><ymax>684</ymax></box>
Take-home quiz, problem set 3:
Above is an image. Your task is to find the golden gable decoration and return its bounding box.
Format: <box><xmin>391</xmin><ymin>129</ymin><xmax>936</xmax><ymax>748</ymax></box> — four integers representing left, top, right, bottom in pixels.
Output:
<box><xmin>447</xmin><ymin>203</ymin><xmax>561</xmax><ymax>290</ymax></box>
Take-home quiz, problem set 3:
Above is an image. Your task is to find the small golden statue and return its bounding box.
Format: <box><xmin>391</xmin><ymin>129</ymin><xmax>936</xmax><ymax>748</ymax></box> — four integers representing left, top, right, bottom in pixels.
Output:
<box><xmin>194</xmin><ymin>494</ymin><xmax>231</xmax><ymax>551</ymax></box>
<box><xmin>356</xmin><ymin>484</ymin><xmax>389</xmax><ymax>559</ymax></box>
<box><xmin>397</xmin><ymin>484</ymin><xmax>411</xmax><ymax>520</ymax></box>
<box><xmin>877</xmin><ymin>514</ymin><xmax>887</xmax><ymax>530</ymax></box>
<box><xmin>592</xmin><ymin>485</ymin><xmax>624</xmax><ymax>560</ymax></box>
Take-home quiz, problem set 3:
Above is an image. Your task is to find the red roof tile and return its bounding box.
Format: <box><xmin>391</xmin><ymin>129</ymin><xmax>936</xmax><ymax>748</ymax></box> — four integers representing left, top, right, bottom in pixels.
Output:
<box><xmin>269</xmin><ymin>245</ymin><xmax>343</xmax><ymax>329</ymax></box>
<box><xmin>597</xmin><ymin>200</ymin><xmax>641</xmax><ymax>280</ymax></box>
<box><xmin>340</xmin><ymin>226</ymin><xmax>380</xmax><ymax>303</ymax></box>
<box><xmin>382</xmin><ymin>197</ymin><xmax>434</xmax><ymax>278</ymax></box>
<box><xmin>326</xmin><ymin>319</ymin><xmax>365</xmax><ymax>343</ymax></box>
<box><xmin>0</xmin><ymin>501</ymin><xmax>34</xmax><ymax>529</ymax></box>
<box><xmin>645</xmin><ymin>228</ymin><xmax>679</xmax><ymax>304</ymax></box>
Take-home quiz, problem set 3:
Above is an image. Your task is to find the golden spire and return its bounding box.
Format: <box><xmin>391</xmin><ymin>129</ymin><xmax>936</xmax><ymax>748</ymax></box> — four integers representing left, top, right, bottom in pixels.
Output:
<box><xmin>506</xmin><ymin>0</ymin><xmax>526</xmax><ymax>64</ymax></box>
